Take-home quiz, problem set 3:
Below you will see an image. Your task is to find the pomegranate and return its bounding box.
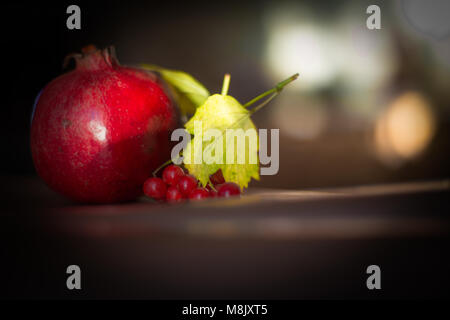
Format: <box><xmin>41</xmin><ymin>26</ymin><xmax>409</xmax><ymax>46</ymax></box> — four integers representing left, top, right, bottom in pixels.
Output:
<box><xmin>31</xmin><ymin>46</ymin><xmax>179</xmax><ymax>203</ymax></box>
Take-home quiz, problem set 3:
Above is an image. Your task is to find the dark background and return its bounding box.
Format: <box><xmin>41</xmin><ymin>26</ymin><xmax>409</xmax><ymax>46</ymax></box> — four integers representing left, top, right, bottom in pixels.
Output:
<box><xmin>1</xmin><ymin>0</ymin><xmax>449</xmax><ymax>300</ymax></box>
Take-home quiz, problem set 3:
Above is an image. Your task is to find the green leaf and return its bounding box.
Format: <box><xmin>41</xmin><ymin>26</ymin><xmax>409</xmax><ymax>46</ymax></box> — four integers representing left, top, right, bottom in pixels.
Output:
<box><xmin>183</xmin><ymin>94</ymin><xmax>260</xmax><ymax>189</ymax></box>
<box><xmin>141</xmin><ymin>64</ymin><xmax>209</xmax><ymax>117</ymax></box>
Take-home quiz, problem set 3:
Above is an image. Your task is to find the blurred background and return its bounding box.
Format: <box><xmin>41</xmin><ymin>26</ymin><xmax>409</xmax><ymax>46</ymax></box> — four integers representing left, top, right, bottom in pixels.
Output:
<box><xmin>1</xmin><ymin>0</ymin><xmax>450</xmax><ymax>300</ymax></box>
<box><xmin>2</xmin><ymin>0</ymin><xmax>450</xmax><ymax>189</ymax></box>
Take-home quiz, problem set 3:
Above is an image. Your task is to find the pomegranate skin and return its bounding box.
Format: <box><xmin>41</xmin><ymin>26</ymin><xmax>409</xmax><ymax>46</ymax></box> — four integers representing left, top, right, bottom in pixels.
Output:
<box><xmin>31</xmin><ymin>47</ymin><xmax>178</xmax><ymax>203</ymax></box>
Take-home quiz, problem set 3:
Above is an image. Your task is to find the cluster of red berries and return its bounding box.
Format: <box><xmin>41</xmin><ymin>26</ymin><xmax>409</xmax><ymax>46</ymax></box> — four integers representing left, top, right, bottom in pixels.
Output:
<box><xmin>143</xmin><ymin>165</ymin><xmax>241</xmax><ymax>203</ymax></box>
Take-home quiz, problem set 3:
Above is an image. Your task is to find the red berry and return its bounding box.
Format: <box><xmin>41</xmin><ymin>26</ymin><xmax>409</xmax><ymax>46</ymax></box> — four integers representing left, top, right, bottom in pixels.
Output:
<box><xmin>209</xmin><ymin>189</ymin><xmax>218</xmax><ymax>197</ymax></box>
<box><xmin>166</xmin><ymin>186</ymin><xmax>184</xmax><ymax>203</ymax></box>
<box><xmin>177</xmin><ymin>175</ymin><xmax>198</xmax><ymax>197</ymax></box>
<box><xmin>162</xmin><ymin>165</ymin><xmax>184</xmax><ymax>186</ymax></box>
<box><xmin>189</xmin><ymin>187</ymin><xmax>210</xmax><ymax>200</ymax></box>
<box><xmin>217</xmin><ymin>182</ymin><xmax>241</xmax><ymax>197</ymax></box>
<box><xmin>209</xmin><ymin>169</ymin><xmax>225</xmax><ymax>185</ymax></box>
<box><xmin>143</xmin><ymin>177</ymin><xmax>167</xmax><ymax>200</ymax></box>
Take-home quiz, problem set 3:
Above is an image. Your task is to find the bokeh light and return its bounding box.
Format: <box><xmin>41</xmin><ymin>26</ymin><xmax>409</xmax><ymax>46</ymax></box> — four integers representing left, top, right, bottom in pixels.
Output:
<box><xmin>335</xmin><ymin>8</ymin><xmax>398</xmax><ymax>92</ymax></box>
<box><xmin>264</xmin><ymin>2</ymin><xmax>397</xmax><ymax>96</ymax></box>
<box><xmin>374</xmin><ymin>91</ymin><xmax>436</xmax><ymax>167</ymax></box>
<box><xmin>264</xmin><ymin>4</ymin><xmax>338</xmax><ymax>91</ymax></box>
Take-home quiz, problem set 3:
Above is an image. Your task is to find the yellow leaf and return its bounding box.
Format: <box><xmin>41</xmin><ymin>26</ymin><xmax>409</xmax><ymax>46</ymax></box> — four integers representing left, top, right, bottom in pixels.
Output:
<box><xmin>141</xmin><ymin>64</ymin><xmax>209</xmax><ymax>117</ymax></box>
<box><xmin>183</xmin><ymin>94</ymin><xmax>259</xmax><ymax>189</ymax></box>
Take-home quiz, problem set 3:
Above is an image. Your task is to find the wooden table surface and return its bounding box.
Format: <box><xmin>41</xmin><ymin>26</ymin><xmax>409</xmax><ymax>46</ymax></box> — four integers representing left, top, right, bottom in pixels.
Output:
<box><xmin>1</xmin><ymin>177</ymin><xmax>449</xmax><ymax>299</ymax></box>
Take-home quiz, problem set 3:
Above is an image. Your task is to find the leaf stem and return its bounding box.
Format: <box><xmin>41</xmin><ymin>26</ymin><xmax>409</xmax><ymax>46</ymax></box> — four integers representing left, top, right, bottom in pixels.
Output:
<box><xmin>243</xmin><ymin>73</ymin><xmax>299</xmax><ymax>108</ymax></box>
<box><xmin>208</xmin><ymin>179</ymin><xmax>218</xmax><ymax>191</ymax></box>
<box><xmin>248</xmin><ymin>92</ymin><xmax>279</xmax><ymax>115</ymax></box>
<box><xmin>221</xmin><ymin>74</ymin><xmax>231</xmax><ymax>96</ymax></box>
<box><xmin>152</xmin><ymin>158</ymin><xmax>173</xmax><ymax>177</ymax></box>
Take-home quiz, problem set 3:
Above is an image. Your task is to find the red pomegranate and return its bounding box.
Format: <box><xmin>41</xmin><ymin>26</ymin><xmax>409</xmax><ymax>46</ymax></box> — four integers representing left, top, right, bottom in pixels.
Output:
<box><xmin>31</xmin><ymin>46</ymin><xmax>179</xmax><ymax>203</ymax></box>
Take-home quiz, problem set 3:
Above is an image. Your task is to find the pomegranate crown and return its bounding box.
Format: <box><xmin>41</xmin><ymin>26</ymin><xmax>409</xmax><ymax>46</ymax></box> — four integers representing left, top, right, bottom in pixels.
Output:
<box><xmin>63</xmin><ymin>45</ymin><xmax>119</xmax><ymax>71</ymax></box>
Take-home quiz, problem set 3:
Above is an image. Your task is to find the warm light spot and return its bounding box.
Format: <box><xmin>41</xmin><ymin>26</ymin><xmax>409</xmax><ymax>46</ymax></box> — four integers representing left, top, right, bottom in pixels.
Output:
<box><xmin>374</xmin><ymin>92</ymin><xmax>435</xmax><ymax>166</ymax></box>
<box><xmin>89</xmin><ymin>120</ymin><xmax>107</xmax><ymax>142</ymax></box>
